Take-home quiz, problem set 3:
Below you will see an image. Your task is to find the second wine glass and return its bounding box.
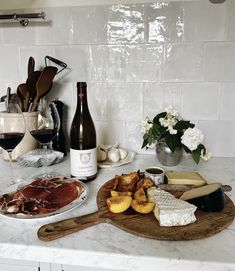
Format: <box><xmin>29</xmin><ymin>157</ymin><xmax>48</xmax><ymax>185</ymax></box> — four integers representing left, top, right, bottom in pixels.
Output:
<box><xmin>29</xmin><ymin>100</ymin><xmax>60</xmax><ymax>178</ymax></box>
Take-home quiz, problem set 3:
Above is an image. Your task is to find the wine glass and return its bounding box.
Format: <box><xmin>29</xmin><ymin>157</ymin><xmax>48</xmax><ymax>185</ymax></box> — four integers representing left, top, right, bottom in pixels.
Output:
<box><xmin>0</xmin><ymin>103</ymin><xmax>26</xmax><ymax>186</ymax></box>
<box><xmin>29</xmin><ymin>100</ymin><xmax>60</xmax><ymax>178</ymax></box>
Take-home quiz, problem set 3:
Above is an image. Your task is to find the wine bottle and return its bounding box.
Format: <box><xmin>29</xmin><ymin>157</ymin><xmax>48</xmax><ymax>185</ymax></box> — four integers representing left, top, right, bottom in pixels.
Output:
<box><xmin>70</xmin><ymin>82</ymin><xmax>97</xmax><ymax>182</ymax></box>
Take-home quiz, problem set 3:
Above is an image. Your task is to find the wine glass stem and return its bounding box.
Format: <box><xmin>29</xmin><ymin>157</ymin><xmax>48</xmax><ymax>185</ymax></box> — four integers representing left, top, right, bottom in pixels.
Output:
<box><xmin>42</xmin><ymin>144</ymin><xmax>49</xmax><ymax>177</ymax></box>
<box><xmin>7</xmin><ymin>151</ymin><xmax>14</xmax><ymax>186</ymax></box>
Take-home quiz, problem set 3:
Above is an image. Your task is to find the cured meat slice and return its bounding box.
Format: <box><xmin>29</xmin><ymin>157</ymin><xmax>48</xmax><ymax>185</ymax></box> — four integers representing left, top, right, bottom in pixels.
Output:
<box><xmin>0</xmin><ymin>177</ymin><xmax>84</xmax><ymax>215</ymax></box>
<box><xmin>45</xmin><ymin>182</ymin><xmax>80</xmax><ymax>209</ymax></box>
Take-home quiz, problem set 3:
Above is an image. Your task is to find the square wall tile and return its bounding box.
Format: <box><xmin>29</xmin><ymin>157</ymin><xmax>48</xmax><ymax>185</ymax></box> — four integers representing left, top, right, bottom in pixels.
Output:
<box><xmin>54</xmin><ymin>45</ymin><xmax>89</xmax><ymax>83</ymax></box>
<box><xmin>35</xmin><ymin>7</ymin><xmax>70</xmax><ymax>45</ymax></box>
<box><xmin>20</xmin><ymin>46</ymin><xmax>54</xmax><ymax>82</ymax></box>
<box><xmin>204</xmin><ymin>43</ymin><xmax>235</xmax><ymax>81</ymax></box>
<box><xmin>89</xmin><ymin>82</ymin><xmax>143</xmax><ymax>121</ymax></box>
<box><xmin>0</xmin><ymin>46</ymin><xmax>19</xmax><ymax>82</ymax></box>
<box><xmin>181</xmin><ymin>83</ymin><xmax>220</xmax><ymax>120</ymax></box>
<box><xmin>198</xmin><ymin>120</ymin><xmax>235</xmax><ymax>157</ymax></box>
<box><xmin>220</xmin><ymin>83</ymin><xmax>235</xmax><ymax>120</ymax></box>
<box><xmin>126</xmin><ymin>44</ymin><xmax>163</xmax><ymax>82</ymax></box>
<box><xmin>146</xmin><ymin>2</ymin><xmax>184</xmax><ymax>43</ymax></box>
<box><xmin>70</xmin><ymin>6</ymin><xmax>106</xmax><ymax>44</ymax></box>
<box><xmin>89</xmin><ymin>45</ymin><xmax>125</xmax><ymax>82</ymax></box>
<box><xmin>107</xmin><ymin>4</ymin><xmax>145</xmax><ymax>44</ymax></box>
<box><xmin>1</xmin><ymin>10</ymin><xmax>36</xmax><ymax>45</ymax></box>
<box><xmin>143</xmin><ymin>83</ymin><xmax>182</xmax><ymax>118</ymax></box>
<box><xmin>96</xmin><ymin>120</ymin><xmax>125</xmax><ymax>147</ymax></box>
<box><xmin>226</xmin><ymin>0</ymin><xmax>235</xmax><ymax>41</ymax></box>
<box><xmin>125</xmin><ymin>121</ymin><xmax>147</xmax><ymax>153</ymax></box>
<box><xmin>88</xmin><ymin>82</ymin><xmax>109</xmax><ymax>121</ymax></box>
<box><xmin>184</xmin><ymin>1</ymin><xmax>226</xmax><ymax>41</ymax></box>
<box><xmin>163</xmin><ymin>43</ymin><xmax>203</xmax><ymax>82</ymax></box>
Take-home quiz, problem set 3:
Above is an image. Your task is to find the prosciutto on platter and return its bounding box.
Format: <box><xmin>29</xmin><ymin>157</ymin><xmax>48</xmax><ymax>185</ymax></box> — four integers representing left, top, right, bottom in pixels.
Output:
<box><xmin>0</xmin><ymin>176</ymin><xmax>84</xmax><ymax>215</ymax></box>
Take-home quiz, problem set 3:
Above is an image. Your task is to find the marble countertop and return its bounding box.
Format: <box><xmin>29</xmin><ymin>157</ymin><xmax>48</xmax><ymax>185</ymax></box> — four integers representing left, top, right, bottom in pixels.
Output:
<box><xmin>0</xmin><ymin>154</ymin><xmax>234</xmax><ymax>271</ymax></box>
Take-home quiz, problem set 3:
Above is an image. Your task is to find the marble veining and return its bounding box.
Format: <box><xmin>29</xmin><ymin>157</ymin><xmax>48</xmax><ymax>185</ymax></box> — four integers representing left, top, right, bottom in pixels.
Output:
<box><xmin>0</xmin><ymin>155</ymin><xmax>234</xmax><ymax>270</ymax></box>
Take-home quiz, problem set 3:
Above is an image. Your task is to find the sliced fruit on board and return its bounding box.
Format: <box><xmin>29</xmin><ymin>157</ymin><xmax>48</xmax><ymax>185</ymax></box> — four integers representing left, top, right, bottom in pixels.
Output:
<box><xmin>133</xmin><ymin>188</ymin><xmax>148</xmax><ymax>201</ymax></box>
<box><xmin>106</xmin><ymin>196</ymin><xmax>132</xmax><ymax>213</ymax></box>
<box><xmin>131</xmin><ymin>199</ymin><xmax>155</xmax><ymax>214</ymax></box>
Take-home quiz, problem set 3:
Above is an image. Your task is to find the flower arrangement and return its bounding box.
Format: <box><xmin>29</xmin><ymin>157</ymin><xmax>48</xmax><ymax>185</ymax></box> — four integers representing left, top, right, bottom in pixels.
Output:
<box><xmin>140</xmin><ymin>106</ymin><xmax>211</xmax><ymax>164</ymax></box>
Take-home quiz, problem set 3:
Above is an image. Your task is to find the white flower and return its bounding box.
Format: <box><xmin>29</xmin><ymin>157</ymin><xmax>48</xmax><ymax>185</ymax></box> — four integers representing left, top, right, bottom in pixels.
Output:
<box><xmin>181</xmin><ymin>128</ymin><xmax>204</xmax><ymax>151</ymax></box>
<box><xmin>140</xmin><ymin>117</ymin><xmax>153</xmax><ymax>134</ymax></box>
<box><xmin>200</xmin><ymin>149</ymin><xmax>211</xmax><ymax>161</ymax></box>
<box><xmin>165</xmin><ymin>105</ymin><xmax>181</xmax><ymax>118</ymax></box>
<box><xmin>159</xmin><ymin>117</ymin><xmax>168</xmax><ymax>127</ymax></box>
<box><xmin>168</xmin><ymin>126</ymin><xmax>177</xmax><ymax>135</ymax></box>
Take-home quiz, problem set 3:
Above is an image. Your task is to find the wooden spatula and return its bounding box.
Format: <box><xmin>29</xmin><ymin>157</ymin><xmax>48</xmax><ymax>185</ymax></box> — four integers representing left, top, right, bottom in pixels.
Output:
<box><xmin>28</xmin><ymin>56</ymin><xmax>35</xmax><ymax>76</ymax></box>
<box><xmin>31</xmin><ymin>66</ymin><xmax>58</xmax><ymax>111</ymax></box>
<box><xmin>17</xmin><ymin>83</ymin><xmax>29</xmax><ymax>112</ymax></box>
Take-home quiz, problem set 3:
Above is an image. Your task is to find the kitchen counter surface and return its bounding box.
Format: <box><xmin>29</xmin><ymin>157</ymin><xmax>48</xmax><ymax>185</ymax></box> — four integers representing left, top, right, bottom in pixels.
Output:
<box><xmin>0</xmin><ymin>154</ymin><xmax>234</xmax><ymax>271</ymax></box>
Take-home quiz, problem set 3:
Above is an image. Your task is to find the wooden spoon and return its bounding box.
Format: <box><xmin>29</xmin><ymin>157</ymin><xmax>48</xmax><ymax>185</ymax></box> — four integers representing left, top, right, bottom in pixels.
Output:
<box><xmin>31</xmin><ymin>66</ymin><xmax>58</xmax><ymax>112</ymax></box>
<box><xmin>17</xmin><ymin>84</ymin><xmax>29</xmax><ymax>112</ymax></box>
<box><xmin>26</xmin><ymin>70</ymin><xmax>41</xmax><ymax>110</ymax></box>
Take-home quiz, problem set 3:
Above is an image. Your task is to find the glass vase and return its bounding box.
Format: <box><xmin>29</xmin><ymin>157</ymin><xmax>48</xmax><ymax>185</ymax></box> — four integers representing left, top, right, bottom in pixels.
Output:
<box><xmin>156</xmin><ymin>139</ymin><xmax>183</xmax><ymax>167</ymax></box>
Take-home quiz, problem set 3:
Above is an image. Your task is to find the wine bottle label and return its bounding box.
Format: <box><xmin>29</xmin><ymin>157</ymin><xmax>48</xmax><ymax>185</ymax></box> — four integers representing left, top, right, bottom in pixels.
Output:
<box><xmin>70</xmin><ymin>148</ymin><xmax>97</xmax><ymax>177</ymax></box>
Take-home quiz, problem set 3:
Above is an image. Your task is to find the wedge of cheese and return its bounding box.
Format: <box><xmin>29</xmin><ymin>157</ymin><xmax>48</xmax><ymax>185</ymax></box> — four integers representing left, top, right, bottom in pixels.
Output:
<box><xmin>166</xmin><ymin>171</ymin><xmax>207</xmax><ymax>186</ymax></box>
<box><xmin>147</xmin><ymin>187</ymin><xmax>197</xmax><ymax>227</ymax></box>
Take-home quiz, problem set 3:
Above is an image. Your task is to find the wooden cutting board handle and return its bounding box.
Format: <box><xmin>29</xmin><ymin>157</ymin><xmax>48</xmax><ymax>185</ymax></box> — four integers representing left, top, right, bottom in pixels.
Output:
<box><xmin>38</xmin><ymin>210</ymin><xmax>105</xmax><ymax>241</ymax></box>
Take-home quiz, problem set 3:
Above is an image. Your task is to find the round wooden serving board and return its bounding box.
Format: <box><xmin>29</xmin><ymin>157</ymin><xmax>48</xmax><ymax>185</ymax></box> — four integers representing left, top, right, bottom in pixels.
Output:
<box><xmin>38</xmin><ymin>179</ymin><xmax>235</xmax><ymax>241</ymax></box>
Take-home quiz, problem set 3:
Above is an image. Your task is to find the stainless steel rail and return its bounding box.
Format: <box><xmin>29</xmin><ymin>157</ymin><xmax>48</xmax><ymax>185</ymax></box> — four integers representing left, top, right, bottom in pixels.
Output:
<box><xmin>0</xmin><ymin>12</ymin><xmax>45</xmax><ymax>26</ymax></box>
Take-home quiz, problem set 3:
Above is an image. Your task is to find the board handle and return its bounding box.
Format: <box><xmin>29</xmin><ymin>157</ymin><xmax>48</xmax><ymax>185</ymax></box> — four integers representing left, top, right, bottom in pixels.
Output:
<box><xmin>38</xmin><ymin>210</ymin><xmax>104</xmax><ymax>241</ymax></box>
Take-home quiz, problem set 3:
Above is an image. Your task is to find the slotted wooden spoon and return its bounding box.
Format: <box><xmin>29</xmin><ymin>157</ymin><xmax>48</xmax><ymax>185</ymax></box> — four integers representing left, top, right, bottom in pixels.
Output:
<box><xmin>31</xmin><ymin>66</ymin><xmax>58</xmax><ymax>111</ymax></box>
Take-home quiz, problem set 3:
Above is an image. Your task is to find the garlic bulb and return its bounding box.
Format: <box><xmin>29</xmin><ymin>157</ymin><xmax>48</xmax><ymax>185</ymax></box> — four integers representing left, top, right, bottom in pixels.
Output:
<box><xmin>97</xmin><ymin>146</ymin><xmax>107</xmax><ymax>162</ymax></box>
<box><xmin>119</xmin><ymin>148</ymin><xmax>128</xmax><ymax>160</ymax></box>
<box><xmin>107</xmin><ymin>147</ymin><xmax>120</xmax><ymax>163</ymax></box>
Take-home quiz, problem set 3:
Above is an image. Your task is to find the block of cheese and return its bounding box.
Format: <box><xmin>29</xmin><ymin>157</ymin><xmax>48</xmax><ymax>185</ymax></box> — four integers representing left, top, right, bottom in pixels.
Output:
<box><xmin>147</xmin><ymin>187</ymin><xmax>197</xmax><ymax>227</ymax></box>
<box><xmin>166</xmin><ymin>171</ymin><xmax>207</xmax><ymax>186</ymax></box>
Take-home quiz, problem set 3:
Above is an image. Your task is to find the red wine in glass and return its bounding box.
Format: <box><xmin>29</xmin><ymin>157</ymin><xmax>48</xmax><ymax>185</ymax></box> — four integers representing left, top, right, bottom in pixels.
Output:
<box><xmin>30</xmin><ymin>128</ymin><xmax>57</xmax><ymax>144</ymax></box>
<box><xmin>0</xmin><ymin>103</ymin><xmax>26</xmax><ymax>187</ymax></box>
<box><xmin>28</xmin><ymin>101</ymin><xmax>60</xmax><ymax>178</ymax></box>
<box><xmin>0</xmin><ymin>132</ymin><xmax>24</xmax><ymax>152</ymax></box>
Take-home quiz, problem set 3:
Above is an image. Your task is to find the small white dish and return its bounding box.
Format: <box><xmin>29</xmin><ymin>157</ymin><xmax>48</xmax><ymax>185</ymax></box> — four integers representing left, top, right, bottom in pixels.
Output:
<box><xmin>17</xmin><ymin>149</ymin><xmax>64</xmax><ymax>167</ymax></box>
<box><xmin>98</xmin><ymin>150</ymin><xmax>135</xmax><ymax>168</ymax></box>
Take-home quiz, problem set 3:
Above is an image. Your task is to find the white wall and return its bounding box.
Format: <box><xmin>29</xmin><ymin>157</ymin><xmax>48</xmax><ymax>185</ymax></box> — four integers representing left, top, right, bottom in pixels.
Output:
<box><xmin>0</xmin><ymin>0</ymin><xmax>234</xmax><ymax>157</ymax></box>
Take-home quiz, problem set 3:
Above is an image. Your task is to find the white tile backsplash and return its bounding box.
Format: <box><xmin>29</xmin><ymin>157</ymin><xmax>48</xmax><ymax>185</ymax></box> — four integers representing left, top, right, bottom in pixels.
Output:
<box><xmin>204</xmin><ymin>43</ymin><xmax>235</xmax><ymax>81</ymax></box>
<box><xmin>225</xmin><ymin>0</ymin><xmax>235</xmax><ymax>41</ymax></box>
<box><xmin>146</xmin><ymin>2</ymin><xmax>184</xmax><ymax>43</ymax></box>
<box><xmin>35</xmin><ymin>7</ymin><xmax>70</xmax><ymax>45</ymax></box>
<box><xmin>184</xmin><ymin>1</ymin><xmax>226</xmax><ymax>41</ymax></box>
<box><xmin>126</xmin><ymin>44</ymin><xmax>162</xmax><ymax>82</ymax></box>
<box><xmin>220</xmin><ymin>83</ymin><xmax>235</xmax><ymax>120</ymax></box>
<box><xmin>181</xmin><ymin>83</ymin><xmax>220</xmax><ymax>120</ymax></box>
<box><xmin>107</xmin><ymin>4</ymin><xmax>145</xmax><ymax>44</ymax></box>
<box><xmin>70</xmin><ymin>6</ymin><xmax>106</xmax><ymax>45</ymax></box>
<box><xmin>163</xmin><ymin>43</ymin><xmax>204</xmax><ymax>81</ymax></box>
<box><xmin>0</xmin><ymin>1</ymin><xmax>234</xmax><ymax>157</ymax></box>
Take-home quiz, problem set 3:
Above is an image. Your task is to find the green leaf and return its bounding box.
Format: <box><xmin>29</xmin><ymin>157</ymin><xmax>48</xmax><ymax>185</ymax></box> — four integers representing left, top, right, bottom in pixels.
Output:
<box><xmin>174</xmin><ymin>120</ymin><xmax>195</xmax><ymax>131</ymax></box>
<box><xmin>153</xmin><ymin>112</ymin><xmax>167</xmax><ymax>125</ymax></box>
<box><xmin>141</xmin><ymin>139</ymin><xmax>148</xmax><ymax>149</ymax></box>
<box><xmin>165</xmin><ymin>133</ymin><xmax>178</xmax><ymax>152</ymax></box>
<box><xmin>191</xmin><ymin>144</ymin><xmax>205</xmax><ymax>163</ymax></box>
